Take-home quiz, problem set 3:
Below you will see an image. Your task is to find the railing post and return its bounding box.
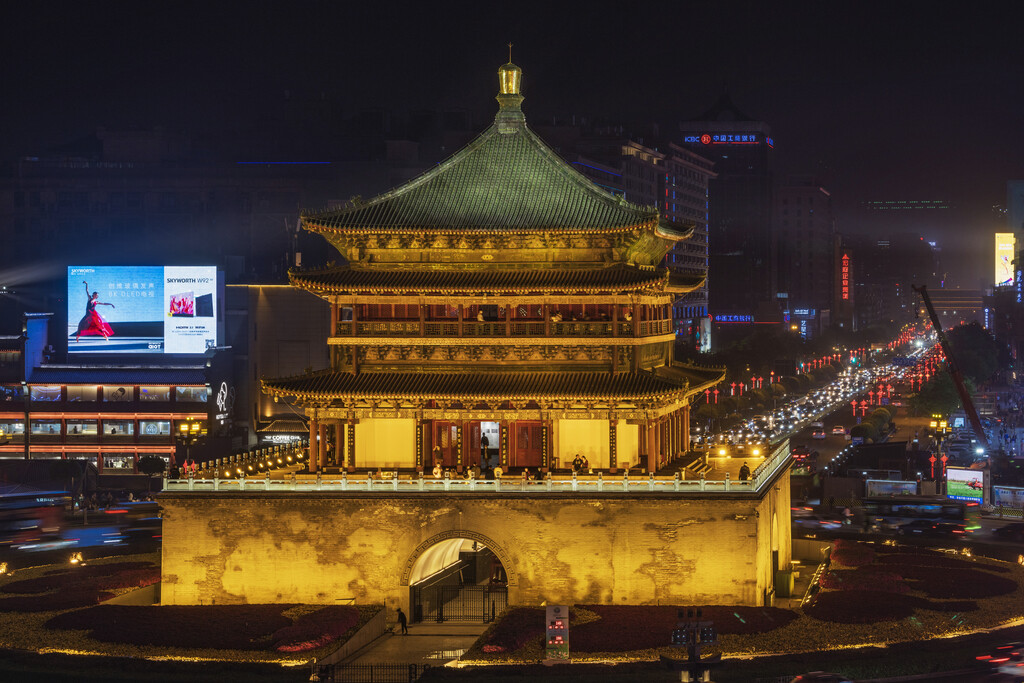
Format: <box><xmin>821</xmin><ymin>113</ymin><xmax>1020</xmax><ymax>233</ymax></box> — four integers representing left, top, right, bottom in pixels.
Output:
<box><xmin>623</xmin><ymin>471</ymin><xmax>629</xmax><ymax>492</ymax></box>
<box><xmin>164</xmin><ymin>476</ymin><xmax>170</xmax><ymax>490</ymax></box>
<box><xmin>341</xmin><ymin>470</ymin><xmax>348</xmax><ymax>491</ymax></box>
<box><xmin>699</xmin><ymin>473</ymin><xmax>705</xmax><ymax>492</ymax></box>
<box><xmin>545</xmin><ymin>472</ymin><xmax>553</xmax><ymax>492</ymax></box>
<box><xmin>265</xmin><ymin>472</ymin><xmax>271</xmax><ymax>491</ymax></box>
<box><xmin>366</xmin><ymin>473</ymin><xmax>372</xmax><ymax>491</ymax></box>
<box><xmin>290</xmin><ymin>472</ymin><xmax>297</xmax><ymax>491</ymax></box>
<box><xmin>239</xmin><ymin>474</ymin><xmax>246</xmax><ymax>492</ymax></box>
<box><xmin>186</xmin><ymin>477</ymin><xmax>193</xmax><ymax>492</ymax></box>
<box><xmin>597</xmin><ymin>471</ymin><xmax>603</xmax><ymax>492</ymax></box>
<box><xmin>648</xmin><ymin>473</ymin><xmax>655</xmax><ymax>491</ymax></box>
<box><xmin>495</xmin><ymin>475</ymin><xmax>501</xmax><ymax>492</ymax></box>
<box><xmin>673</xmin><ymin>471</ymin><xmax>680</xmax><ymax>492</ymax></box>
<box><xmin>213</xmin><ymin>475</ymin><xmax>220</xmax><ymax>491</ymax></box>
<box><xmin>571</xmin><ymin>471</ymin><xmax>578</xmax><ymax>492</ymax></box>
<box><xmin>418</xmin><ymin>471</ymin><xmax>424</xmax><ymax>492</ymax></box>
<box><xmin>469</xmin><ymin>470</ymin><xmax>476</xmax><ymax>491</ymax></box>
<box><xmin>392</xmin><ymin>471</ymin><xmax>399</xmax><ymax>492</ymax></box>
<box><xmin>725</xmin><ymin>472</ymin><xmax>730</xmax><ymax>491</ymax></box>
<box><xmin>443</xmin><ymin>471</ymin><xmax>451</xmax><ymax>492</ymax></box>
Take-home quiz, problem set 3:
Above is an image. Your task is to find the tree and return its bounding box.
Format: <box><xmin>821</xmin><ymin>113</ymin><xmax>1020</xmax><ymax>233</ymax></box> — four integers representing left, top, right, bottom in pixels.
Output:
<box><xmin>137</xmin><ymin>455</ymin><xmax>166</xmax><ymax>477</ymax></box>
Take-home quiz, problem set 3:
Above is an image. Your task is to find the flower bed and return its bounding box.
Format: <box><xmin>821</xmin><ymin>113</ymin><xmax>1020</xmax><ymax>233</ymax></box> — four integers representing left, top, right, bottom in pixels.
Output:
<box><xmin>819</xmin><ymin>568</ymin><xmax>909</xmax><ymax>594</ymax></box>
<box><xmin>804</xmin><ymin>590</ymin><xmax>978</xmax><ymax>624</ymax></box>
<box><xmin>45</xmin><ymin>603</ymin><xmax>370</xmax><ymax>653</ymax></box>
<box><xmin>474</xmin><ymin>604</ymin><xmax>798</xmax><ymax>656</ymax></box>
<box><xmin>829</xmin><ymin>539</ymin><xmax>875</xmax><ymax>567</ymax></box>
<box><xmin>0</xmin><ymin>561</ymin><xmax>158</xmax><ymax>613</ymax></box>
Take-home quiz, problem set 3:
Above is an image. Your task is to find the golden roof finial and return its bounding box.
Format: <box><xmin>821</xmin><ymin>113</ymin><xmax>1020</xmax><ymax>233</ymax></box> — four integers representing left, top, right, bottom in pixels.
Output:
<box><xmin>508</xmin><ymin>42</ymin><xmax>513</xmax><ymax>63</ymax></box>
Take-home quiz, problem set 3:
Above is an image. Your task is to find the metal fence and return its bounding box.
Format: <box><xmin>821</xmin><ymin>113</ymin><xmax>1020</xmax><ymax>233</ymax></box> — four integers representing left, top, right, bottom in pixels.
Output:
<box><xmin>412</xmin><ymin>585</ymin><xmax>507</xmax><ymax>623</ymax></box>
<box><xmin>312</xmin><ymin>663</ymin><xmax>431</xmax><ymax>683</ymax></box>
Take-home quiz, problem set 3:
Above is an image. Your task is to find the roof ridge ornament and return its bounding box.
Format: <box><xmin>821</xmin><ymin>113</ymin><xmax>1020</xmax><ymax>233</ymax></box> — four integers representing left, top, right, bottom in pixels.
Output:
<box><xmin>496</xmin><ymin>51</ymin><xmax>525</xmax><ymax>130</ymax></box>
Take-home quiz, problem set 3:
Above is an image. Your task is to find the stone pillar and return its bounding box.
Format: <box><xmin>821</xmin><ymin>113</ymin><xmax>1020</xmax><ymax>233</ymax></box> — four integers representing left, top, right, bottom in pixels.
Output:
<box><xmin>318</xmin><ymin>422</ymin><xmax>328</xmax><ymax>470</ymax></box>
<box><xmin>309</xmin><ymin>414</ymin><xmax>319</xmax><ymax>471</ymax></box>
<box><xmin>682</xmin><ymin>404</ymin><xmax>691</xmax><ymax>453</ymax></box>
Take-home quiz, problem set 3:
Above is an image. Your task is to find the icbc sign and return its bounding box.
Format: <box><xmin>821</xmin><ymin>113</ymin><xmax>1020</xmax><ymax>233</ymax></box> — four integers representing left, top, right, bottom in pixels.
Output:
<box><xmin>700</xmin><ymin>134</ymin><xmax>711</xmax><ymax>145</ymax></box>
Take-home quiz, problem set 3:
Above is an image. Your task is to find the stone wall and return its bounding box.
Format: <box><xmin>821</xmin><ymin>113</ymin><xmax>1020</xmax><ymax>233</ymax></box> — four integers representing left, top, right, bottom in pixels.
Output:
<box><xmin>161</xmin><ymin>484</ymin><xmax>790</xmax><ymax>610</ymax></box>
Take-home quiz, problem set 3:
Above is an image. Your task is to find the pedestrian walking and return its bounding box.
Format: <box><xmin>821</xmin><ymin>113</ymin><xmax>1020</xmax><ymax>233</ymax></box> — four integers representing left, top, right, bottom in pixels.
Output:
<box><xmin>396</xmin><ymin>607</ymin><xmax>408</xmax><ymax>635</ymax></box>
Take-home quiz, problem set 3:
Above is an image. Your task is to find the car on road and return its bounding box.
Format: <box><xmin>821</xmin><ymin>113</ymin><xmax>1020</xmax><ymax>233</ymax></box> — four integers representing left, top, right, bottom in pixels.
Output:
<box><xmin>793</xmin><ymin>514</ymin><xmax>844</xmax><ymax>531</ymax></box>
<box><xmin>831</xmin><ymin>425</ymin><xmax>846</xmax><ymax>436</ymax></box>
<box><xmin>977</xmin><ymin>642</ymin><xmax>1024</xmax><ymax>678</ymax></box>
<box><xmin>790</xmin><ymin>672</ymin><xmax>854</xmax><ymax>683</ymax></box>
<box><xmin>811</xmin><ymin>428</ymin><xmax>826</xmax><ymax>440</ymax></box>
<box><xmin>993</xmin><ymin>523</ymin><xmax>1024</xmax><ymax>542</ymax></box>
<box><xmin>896</xmin><ymin>519</ymin><xmax>966</xmax><ymax>537</ymax></box>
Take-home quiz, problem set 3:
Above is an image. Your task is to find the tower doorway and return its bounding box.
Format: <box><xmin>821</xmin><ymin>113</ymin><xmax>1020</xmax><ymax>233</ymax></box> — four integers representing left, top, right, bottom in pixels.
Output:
<box><xmin>408</xmin><ymin>537</ymin><xmax>508</xmax><ymax>623</ymax></box>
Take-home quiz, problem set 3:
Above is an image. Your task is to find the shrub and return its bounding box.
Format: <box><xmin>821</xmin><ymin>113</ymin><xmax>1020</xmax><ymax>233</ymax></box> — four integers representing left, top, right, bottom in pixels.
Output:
<box><xmin>830</xmin><ymin>540</ymin><xmax>875</xmax><ymax>567</ymax></box>
<box><xmin>271</xmin><ymin>606</ymin><xmax>361</xmax><ymax>652</ymax></box>
<box><xmin>0</xmin><ymin>589</ymin><xmax>114</xmax><ymax>612</ymax></box>
<box><xmin>819</xmin><ymin>569</ymin><xmax>908</xmax><ymax>594</ymax></box>
<box><xmin>479</xmin><ymin>607</ymin><xmax>544</xmax><ymax>653</ymax></box>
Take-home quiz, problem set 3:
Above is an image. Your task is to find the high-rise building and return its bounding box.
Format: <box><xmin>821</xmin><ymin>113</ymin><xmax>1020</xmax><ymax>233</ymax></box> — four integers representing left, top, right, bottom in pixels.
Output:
<box><xmin>775</xmin><ymin>178</ymin><xmax>836</xmax><ymax>336</ymax></box>
<box><xmin>678</xmin><ymin>93</ymin><xmax>775</xmax><ymax>320</ymax></box>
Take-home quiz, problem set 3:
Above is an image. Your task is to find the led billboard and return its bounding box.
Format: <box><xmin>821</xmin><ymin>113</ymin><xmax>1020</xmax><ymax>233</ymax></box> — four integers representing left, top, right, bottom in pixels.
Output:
<box><xmin>946</xmin><ymin>466</ymin><xmax>985</xmax><ymax>504</ymax></box>
<box><xmin>68</xmin><ymin>266</ymin><xmax>217</xmax><ymax>354</ymax></box>
<box><xmin>996</xmin><ymin>232</ymin><xmax>1015</xmax><ymax>287</ymax></box>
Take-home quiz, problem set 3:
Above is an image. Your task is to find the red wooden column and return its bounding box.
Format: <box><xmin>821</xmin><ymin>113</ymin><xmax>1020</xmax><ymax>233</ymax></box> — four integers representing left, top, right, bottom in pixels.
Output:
<box><xmin>334</xmin><ymin>421</ymin><xmax>343</xmax><ymax>467</ymax></box>
<box><xmin>308</xmin><ymin>414</ymin><xmax>319</xmax><ymax>471</ymax></box>
<box><xmin>645</xmin><ymin>421</ymin><xmax>657</xmax><ymax>473</ymax></box>
<box><xmin>318</xmin><ymin>422</ymin><xmax>328</xmax><ymax>470</ymax></box>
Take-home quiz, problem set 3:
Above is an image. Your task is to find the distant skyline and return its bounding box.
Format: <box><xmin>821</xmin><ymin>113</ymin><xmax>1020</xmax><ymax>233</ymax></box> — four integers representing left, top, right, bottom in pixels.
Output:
<box><xmin>4</xmin><ymin>1</ymin><xmax>1022</xmax><ymax>287</ymax></box>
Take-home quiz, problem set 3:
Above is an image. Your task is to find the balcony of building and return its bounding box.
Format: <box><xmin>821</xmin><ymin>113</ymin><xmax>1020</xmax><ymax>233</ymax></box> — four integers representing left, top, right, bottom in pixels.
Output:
<box><xmin>333</xmin><ymin>302</ymin><xmax>674</xmax><ymax>340</ymax></box>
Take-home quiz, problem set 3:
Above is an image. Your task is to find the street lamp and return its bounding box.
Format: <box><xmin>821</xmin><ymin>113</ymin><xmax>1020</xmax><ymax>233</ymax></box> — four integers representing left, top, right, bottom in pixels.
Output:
<box><xmin>176</xmin><ymin>418</ymin><xmax>208</xmax><ymax>475</ymax></box>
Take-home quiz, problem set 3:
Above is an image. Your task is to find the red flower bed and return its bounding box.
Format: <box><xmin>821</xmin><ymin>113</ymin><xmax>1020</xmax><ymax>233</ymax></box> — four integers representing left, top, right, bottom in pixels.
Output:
<box><xmin>829</xmin><ymin>540</ymin><xmax>875</xmax><ymax>567</ymax></box>
<box><xmin>818</xmin><ymin>569</ymin><xmax>909</xmax><ymax>594</ymax></box>
<box><xmin>894</xmin><ymin>566</ymin><xmax>1016</xmax><ymax>599</ymax></box>
<box><xmin>271</xmin><ymin>606</ymin><xmax>361</xmax><ymax>652</ymax></box>
<box><xmin>806</xmin><ymin>590</ymin><xmax>978</xmax><ymax>623</ymax></box>
<box><xmin>479</xmin><ymin>607</ymin><xmax>544</xmax><ymax>653</ymax></box>
<box><xmin>2</xmin><ymin>562</ymin><xmax>155</xmax><ymax>595</ymax></box>
<box><xmin>0</xmin><ymin>588</ymin><xmax>114</xmax><ymax>613</ymax></box>
<box><xmin>46</xmin><ymin>605</ymin><xmax>294</xmax><ymax>650</ymax></box>
<box><xmin>570</xmin><ymin>605</ymin><xmax>797</xmax><ymax>652</ymax></box>
<box><xmin>876</xmin><ymin>549</ymin><xmax>1010</xmax><ymax>572</ymax></box>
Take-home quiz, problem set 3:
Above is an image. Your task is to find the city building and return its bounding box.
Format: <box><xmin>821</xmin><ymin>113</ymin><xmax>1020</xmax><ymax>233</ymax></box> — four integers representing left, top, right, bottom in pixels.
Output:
<box><xmin>0</xmin><ymin>313</ymin><xmax>231</xmax><ymax>473</ymax></box>
<box><xmin>775</xmin><ymin>178</ymin><xmax>836</xmax><ymax>337</ymax></box>
<box><xmin>678</xmin><ymin>93</ymin><xmax>776</xmax><ymax>321</ymax></box>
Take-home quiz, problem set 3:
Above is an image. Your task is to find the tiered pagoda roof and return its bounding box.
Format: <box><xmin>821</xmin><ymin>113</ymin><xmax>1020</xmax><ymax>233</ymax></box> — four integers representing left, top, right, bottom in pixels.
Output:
<box><xmin>262</xmin><ymin>363</ymin><xmax>722</xmax><ymax>403</ymax></box>
<box><xmin>290</xmin><ymin>264</ymin><xmax>703</xmax><ymax>296</ymax></box>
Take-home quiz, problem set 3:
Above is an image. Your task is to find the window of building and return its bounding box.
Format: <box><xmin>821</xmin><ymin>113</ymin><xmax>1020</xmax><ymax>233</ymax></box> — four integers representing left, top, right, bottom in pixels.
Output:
<box><xmin>104</xmin><ymin>386</ymin><xmax>133</xmax><ymax>402</ymax></box>
<box><xmin>31</xmin><ymin>452</ymin><xmax>63</xmax><ymax>459</ymax></box>
<box><xmin>139</xmin><ymin>386</ymin><xmax>171</xmax><ymax>402</ymax></box>
<box><xmin>0</xmin><ymin>420</ymin><xmax>24</xmax><ymax>436</ymax></box>
<box><xmin>0</xmin><ymin>385</ymin><xmax>23</xmax><ymax>402</ymax></box>
<box><xmin>30</xmin><ymin>386</ymin><xmax>62</xmax><ymax>401</ymax></box>
<box><xmin>66</xmin><ymin>420</ymin><xmax>98</xmax><ymax>436</ymax></box>
<box><xmin>104</xmin><ymin>420</ymin><xmax>134</xmax><ymax>435</ymax></box>
<box><xmin>31</xmin><ymin>420</ymin><xmax>62</xmax><ymax>435</ymax></box>
<box><xmin>175</xmin><ymin>387</ymin><xmax>208</xmax><ymax>403</ymax></box>
<box><xmin>103</xmin><ymin>454</ymin><xmax>136</xmax><ymax>470</ymax></box>
<box><xmin>140</xmin><ymin>420</ymin><xmax>171</xmax><ymax>436</ymax></box>
<box><xmin>67</xmin><ymin>386</ymin><xmax>98</xmax><ymax>402</ymax></box>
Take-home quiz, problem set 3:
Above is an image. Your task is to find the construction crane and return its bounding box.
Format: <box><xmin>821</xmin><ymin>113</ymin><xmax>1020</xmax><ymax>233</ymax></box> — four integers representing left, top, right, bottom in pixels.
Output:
<box><xmin>912</xmin><ymin>284</ymin><xmax>989</xmax><ymax>450</ymax></box>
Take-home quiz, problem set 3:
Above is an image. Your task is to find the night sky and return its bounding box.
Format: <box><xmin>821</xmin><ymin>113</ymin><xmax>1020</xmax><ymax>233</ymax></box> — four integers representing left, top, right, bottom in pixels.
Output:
<box><xmin>4</xmin><ymin>1</ymin><xmax>1023</xmax><ymax>286</ymax></box>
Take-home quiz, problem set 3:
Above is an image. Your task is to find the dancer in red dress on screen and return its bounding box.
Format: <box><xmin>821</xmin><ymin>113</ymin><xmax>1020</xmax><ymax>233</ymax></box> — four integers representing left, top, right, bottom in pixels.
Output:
<box><xmin>75</xmin><ymin>281</ymin><xmax>115</xmax><ymax>342</ymax></box>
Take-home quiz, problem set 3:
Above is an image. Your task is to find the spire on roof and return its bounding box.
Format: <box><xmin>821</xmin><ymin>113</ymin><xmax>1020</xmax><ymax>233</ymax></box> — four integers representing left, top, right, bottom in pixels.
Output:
<box><xmin>496</xmin><ymin>51</ymin><xmax>524</xmax><ymax>124</ymax></box>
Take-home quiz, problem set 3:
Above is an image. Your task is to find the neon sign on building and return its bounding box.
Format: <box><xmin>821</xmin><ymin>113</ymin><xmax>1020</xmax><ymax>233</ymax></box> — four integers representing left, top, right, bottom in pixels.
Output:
<box><xmin>841</xmin><ymin>254</ymin><xmax>850</xmax><ymax>300</ymax></box>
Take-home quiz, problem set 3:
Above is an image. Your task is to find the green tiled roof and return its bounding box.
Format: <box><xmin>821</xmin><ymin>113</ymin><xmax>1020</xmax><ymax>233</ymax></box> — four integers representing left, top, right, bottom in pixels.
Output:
<box><xmin>263</xmin><ymin>370</ymin><xmax>693</xmax><ymax>402</ymax></box>
<box><xmin>303</xmin><ymin>113</ymin><xmax>690</xmax><ymax>237</ymax></box>
<box><xmin>289</xmin><ymin>264</ymin><xmax>702</xmax><ymax>295</ymax></box>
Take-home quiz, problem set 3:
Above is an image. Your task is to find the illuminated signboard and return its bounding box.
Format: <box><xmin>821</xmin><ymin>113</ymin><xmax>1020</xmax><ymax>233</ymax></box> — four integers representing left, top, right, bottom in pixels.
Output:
<box><xmin>792</xmin><ymin>308</ymin><xmax>815</xmax><ymax>317</ymax></box>
<box><xmin>683</xmin><ymin>133</ymin><xmax>761</xmax><ymax>145</ymax></box>
<box><xmin>1017</xmin><ymin>269</ymin><xmax>1022</xmax><ymax>304</ymax></box>
<box><xmin>545</xmin><ymin>605</ymin><xmax>570</xmax><ymax>660</ymax></box>
<box><xmin>996</xmin><ymin>232</ymin><xmax>1015</xmax><ymax>287</ymax></box>
<box><xmin>714</xmin><ymin>314</ymin><xmax>753</xmax><ymax>323</ymax></box>
<box><xmin>841</xmin><ymin>253</ymin><xmax>850</xmax><ymax>300</ymax></box>
<box><xmin>68</xmin><ymin>266</ymin><xmax>218</xmax><ymax>355</ymax></box>
<box><xmin>946</xmin><ymin>466</ymin><xmax>985</xmax><ymax>503</ymax></box>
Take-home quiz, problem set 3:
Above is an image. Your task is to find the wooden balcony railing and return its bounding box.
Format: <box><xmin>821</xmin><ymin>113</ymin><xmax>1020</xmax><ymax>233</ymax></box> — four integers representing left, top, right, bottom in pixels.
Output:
<box><xmin>335</xmin><ymin>319</ymin><xmax>670</xmax><ymax>339</ymax></box>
